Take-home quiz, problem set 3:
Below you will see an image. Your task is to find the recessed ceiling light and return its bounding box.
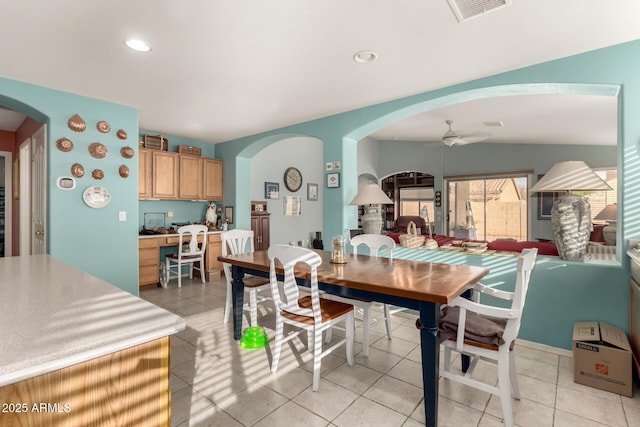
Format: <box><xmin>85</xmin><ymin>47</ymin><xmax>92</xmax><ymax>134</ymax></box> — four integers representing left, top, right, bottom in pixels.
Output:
<box><xmin>353</xmin><ymin>50</ymin><xmax>378</xmax><ymax>63</ymax></box>
<box><xmin>125</xmin><ymin>38</ymin><xmax>151</xmax><ymax>52</ymax></box>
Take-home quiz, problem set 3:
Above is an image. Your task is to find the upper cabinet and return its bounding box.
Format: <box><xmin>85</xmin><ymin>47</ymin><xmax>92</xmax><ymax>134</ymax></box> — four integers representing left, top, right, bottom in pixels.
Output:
<box><xmin>139</xmin><ymin>149</ymin><xmax>223</xmax><ymax>201</ymax></box>
<box><xmin>203</xmin><ymin>158</ymin><xmax>223</xmax><ymax>201</ymax></box>
<box><xmin>138</xmin><ymin>149</ymin><xmax>152</xmax><ymax>199</ymax></box>
<box><xmin>152</xmin><ymin>151</ymin><xmax>179</xmax><ymax>199</ymax></box>
<box><xmin>179</xmin><ymin>155</ymin><xmax>203</xmax><ymax>200</ymax></box>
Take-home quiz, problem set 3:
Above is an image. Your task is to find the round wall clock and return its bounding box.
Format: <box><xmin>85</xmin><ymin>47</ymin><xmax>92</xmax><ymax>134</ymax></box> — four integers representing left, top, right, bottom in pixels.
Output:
<box><xmin>284</xmin><ymin>167</ymin><xmax>303</xmax><ymax>192</ymax></box>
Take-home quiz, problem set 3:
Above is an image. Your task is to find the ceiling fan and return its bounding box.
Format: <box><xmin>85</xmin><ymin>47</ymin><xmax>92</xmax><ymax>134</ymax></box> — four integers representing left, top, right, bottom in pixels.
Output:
<box><xmin>441</xmin><ymin>120</ymin><xmax>490</xmax><ymax>147</ymax></box>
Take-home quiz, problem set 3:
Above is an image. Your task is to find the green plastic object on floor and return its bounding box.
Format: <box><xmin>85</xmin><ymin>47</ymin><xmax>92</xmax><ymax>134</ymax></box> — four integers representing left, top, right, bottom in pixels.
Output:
<box><xmin>240</xmin><ymin>326</ymin><xmax>268</xmax><ymax>349</ymax></box>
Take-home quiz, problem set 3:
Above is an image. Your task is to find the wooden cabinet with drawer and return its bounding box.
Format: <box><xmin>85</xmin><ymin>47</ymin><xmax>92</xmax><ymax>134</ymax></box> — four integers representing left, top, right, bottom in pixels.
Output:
<box><xmin>206</xmin><ymin>233</ymin><xmax>222</xmax><ymax>274</ymax></box>
<box><xmin>139</xmin><ymin>238</ymin><xmax>160</xmax><ymax>287</ymax></box>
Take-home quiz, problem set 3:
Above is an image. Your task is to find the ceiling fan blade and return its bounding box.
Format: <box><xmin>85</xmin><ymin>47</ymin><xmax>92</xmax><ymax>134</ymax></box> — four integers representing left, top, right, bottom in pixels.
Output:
<box><xmin>452</xmin><ymin>133</ymin><xmax>491</xmax><ymax>145</ymax></box>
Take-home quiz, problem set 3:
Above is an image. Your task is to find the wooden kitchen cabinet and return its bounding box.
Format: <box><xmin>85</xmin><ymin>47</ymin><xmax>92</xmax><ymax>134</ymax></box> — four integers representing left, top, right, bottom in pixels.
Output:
<box><xmin>203</xmin><ymin>158</ymin><xmax>223</xmax><ymax>201</ymax></box>
<box><xmin>138</xmin><ymin>149</ymin><xmax>223</xmax><ymax>201</ymax></box>
<box><xmin>139</xmin><ymin>238</ymin><xmax>160</xmax><ymax>287</ymax></box>
<box><xmin>206</xmin><ymin>233</ymin><xmax>222</xmax><ymax>273</ymax></box>
<box><xmin>179</xmin><ymin>155</ymin><xmax>203</xmax><ymax>199</ymax></box>
<box><xmin>138</xmin><ymin>148</ymin><xmax>152</xmax><ymax>198</ymax></box>
<box><xmin>251</xmin><ymin>212</ymin><xmax>270</xmax><ymax>251</ymax></box>
<box><xmin>152</xmin><ymin>151</ymin><xmax>179</xmax><ymax>199</ymax></box>
<box><xmin>0</xmin><ymin>337</ymin><xmax>171</xmax><ymax>427</ymax></box>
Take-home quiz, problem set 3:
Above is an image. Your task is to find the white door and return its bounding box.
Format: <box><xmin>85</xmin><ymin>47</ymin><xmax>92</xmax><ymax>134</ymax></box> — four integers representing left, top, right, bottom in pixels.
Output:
<box><xmin>31</xmin><ymin>125</ymin><xmax>46</xmax><ymax>255</ymax></box>
<box><xmin>19</xmin><ymin>140</ymin><xmax>31</xmax><ymax>255</ymax></box>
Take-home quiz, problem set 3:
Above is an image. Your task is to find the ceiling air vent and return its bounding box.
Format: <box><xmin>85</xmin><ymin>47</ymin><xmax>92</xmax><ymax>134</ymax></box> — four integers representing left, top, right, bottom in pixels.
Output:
<box><xmin>447</xmin><ymin>0</ymin><xmax>511</xmax><ymax>22</ymax></box>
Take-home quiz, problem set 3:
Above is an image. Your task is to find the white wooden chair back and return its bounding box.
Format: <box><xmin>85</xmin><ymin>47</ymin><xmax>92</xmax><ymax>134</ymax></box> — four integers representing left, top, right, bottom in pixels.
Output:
<box><xmin>177</xmin><ymin>225</ymin><xmax>207</xmax><ymax>259</ymax></box>
<box><xmin>268</xmin><ymin>245</ymin><xmax>323</xmax><ymax>324</ymax></box>
<box><xmin>221</xmin><ymin>229</ymin><xmax>255</xmax><ymax>277</ymax></box>
<box><xmin>350</xmin><ymin>234</ymin><xmax>395</xmax><ymax>260</ymax></box>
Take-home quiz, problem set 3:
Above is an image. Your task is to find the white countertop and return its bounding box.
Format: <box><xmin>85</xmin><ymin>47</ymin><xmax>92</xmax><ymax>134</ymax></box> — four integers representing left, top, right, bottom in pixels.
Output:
<box><xmin>0</xmin><ymin>255</ymin><xmax>186</xmax><ymax>387</ymax></box>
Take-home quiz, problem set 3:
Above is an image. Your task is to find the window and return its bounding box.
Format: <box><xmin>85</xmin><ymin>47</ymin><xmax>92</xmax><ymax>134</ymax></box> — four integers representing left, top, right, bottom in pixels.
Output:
<box><xmin>399</xmin><ymin>187</ymin><xmax>435</xmax><ymax>221</ymax></box>
<box><xmin>588</xmin><ymin>168</ymin><xmax>617</xmax><ymax>221</ymax></box>
<box><xmin>446</xmin><ymin>174</ymin><xmax>528</xmax><ymax>241</ymax></box>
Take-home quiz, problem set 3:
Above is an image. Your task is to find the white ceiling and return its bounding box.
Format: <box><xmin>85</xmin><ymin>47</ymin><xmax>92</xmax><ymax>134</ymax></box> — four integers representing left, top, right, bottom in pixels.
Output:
<box><xmin>0</xmin><ymin>1</ymin><xmax>638</xmax><ymax>145</ymax></box>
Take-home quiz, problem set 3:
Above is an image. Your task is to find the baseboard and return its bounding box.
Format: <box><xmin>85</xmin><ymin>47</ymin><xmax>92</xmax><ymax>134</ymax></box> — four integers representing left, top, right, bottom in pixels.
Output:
<box><xmin>517</xmin><ymin>338</ymin><xmax>573</xmax><ymax>358</ymax></box>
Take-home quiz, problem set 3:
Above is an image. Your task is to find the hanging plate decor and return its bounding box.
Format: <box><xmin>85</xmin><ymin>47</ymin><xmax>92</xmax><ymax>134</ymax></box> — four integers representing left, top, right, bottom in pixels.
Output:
<box><xmin>116</xmin><ymin>129</ymin><xmax>128</xmax><ymax>140</ymax></box>
<box><xmin>68</xmin><ymin>114</ymin><xmax>86</xmax><ymax>132</ymax></box>
<box><xmin>91</xmin><ymin>169</ymin><xmax>105</xmax><ymax>180</ymax></box>
<box><xmin>97</xmin><ymin>121</ymin><xmax>111</xmax><ymax>133</ymax></box>
<box><xmin>71</xmin><ymin>163</ymin><xmax>85</xmax><ymax>178</ymax></box>
<box><xmin>82</xmin><ymin>186</ymin><xmax>111</xmax><ymax>208</ymax></box>
<box><xmin>88</xmin><ymin>142</ymin><xmax>108</xmax><ymax>159</ymax></box>
<box><xmin>120</xmin><ymin>146</ymin><xmax>134</xmax><ymax>159</ymax></box>
<box><xmin>56</xmin><ymin>137</ymin><xmax>74</xmax><ymax>152</ymax></box>
<box><xmin>119</xmin><ymin>164</ymin><xmax>130</xmax><ymax>178</ymax></box>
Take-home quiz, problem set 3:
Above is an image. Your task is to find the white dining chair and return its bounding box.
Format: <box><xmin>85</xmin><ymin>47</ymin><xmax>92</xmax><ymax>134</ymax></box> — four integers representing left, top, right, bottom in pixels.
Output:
<box><xmin>323</xmin><ymin>233</ymin><xmax>394</xmax><ymax>356</ymax></box>
<box><xmin>439</xmin><ymin>248</ymin><xmax>537</xmax><ymax>427</ymax></box>
<box><xmin>163</xmin><ymin>224</ymin><xmax>208</xmax><ymax>288</ymax></box>
<box><xmin>221</xmin><ymin>229</ymin><xmax>271</xmax><ymax>326</ymax></box>
<box><xmin>268</xmin><ymin>244</ymin><xmax>355</xmax><ymax>391</ymax></box>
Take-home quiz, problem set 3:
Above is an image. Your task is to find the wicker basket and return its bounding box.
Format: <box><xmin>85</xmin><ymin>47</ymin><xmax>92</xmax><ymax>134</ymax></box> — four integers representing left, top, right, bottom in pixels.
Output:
<box><xmin>399</xmin><ymin>221</ymin><xmax>424</xmax><ymax>248</ymax></box>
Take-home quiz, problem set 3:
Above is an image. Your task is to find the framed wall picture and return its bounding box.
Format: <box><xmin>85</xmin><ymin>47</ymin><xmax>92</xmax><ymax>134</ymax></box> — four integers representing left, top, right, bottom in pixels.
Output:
<box><xmin>265</xmin><ymin>182</ymin><xmax>279</xmax><ymax>199</ymax></box>
<box><xmin>307</xmin><ymin>183</ymin><xmax>318</xmax><ymax>201</ymax></box>
<box><xmin>225</xmin><ymin>206</ymin><xmax>234</xmax><ymax>224</ymax></box>
<box><xmin>284</xmin><ymin>196</ymin><xmax>301</xmax><ymax>215</ymax></box>
<box><xmin>326</xmin><ymin>173</ymin><xmax>340</xmax><ymax>188</ymax></box>
<box><xmin>536</xmin><ymin>175</ymin><xmax>559</xmax><ymax>220</ymax></box>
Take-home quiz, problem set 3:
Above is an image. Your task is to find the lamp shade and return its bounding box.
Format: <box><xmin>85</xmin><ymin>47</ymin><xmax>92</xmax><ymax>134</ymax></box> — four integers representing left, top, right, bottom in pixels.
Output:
<box><xmin>595</xmin><ymin>204</ymin><xmax>617</xmax><ymax>222</ymax></box>
<box><xmin>349</xmin><ymin>183</ymin><xmax>393</xmax><ymax>205</ymax></box>
<box><xmin>530</xmin><ymin>161</ymin><xmax>612</xmax><ymax>193</ymax></box>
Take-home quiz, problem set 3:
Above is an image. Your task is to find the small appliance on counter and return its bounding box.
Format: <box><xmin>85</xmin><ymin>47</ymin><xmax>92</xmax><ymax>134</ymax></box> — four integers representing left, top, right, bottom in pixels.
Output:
<box><xmin>170</xmin><ymin>222</ymin><xmax>190</xmax><ymax>231</ymax></box>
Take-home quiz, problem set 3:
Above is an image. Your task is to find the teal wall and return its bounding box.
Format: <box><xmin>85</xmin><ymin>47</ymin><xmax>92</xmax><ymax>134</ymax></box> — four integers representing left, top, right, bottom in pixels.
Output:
<box><xmin>216</xmin><ymin>39</ymin><xmax>640</xmax><ymax>349</ymax></box>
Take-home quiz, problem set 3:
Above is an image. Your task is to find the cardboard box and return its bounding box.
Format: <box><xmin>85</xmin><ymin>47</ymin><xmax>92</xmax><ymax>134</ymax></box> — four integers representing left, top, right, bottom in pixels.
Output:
<box><xmin>573</xmin><ymin>321</ymin><xmax>633</xmax><ymax>397</ymax></box>
<box><xmin>206</xmin><ymin>270</ymin><xmax>221</xmax><ymax>282</ymax></box>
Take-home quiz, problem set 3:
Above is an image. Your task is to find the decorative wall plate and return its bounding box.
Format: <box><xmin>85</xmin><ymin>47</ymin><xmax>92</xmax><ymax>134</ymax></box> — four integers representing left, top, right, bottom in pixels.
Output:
<box><xmin>88</xmin><ymin>142</ymin><xmax>108</xmax><ymax>159</ymax></box>
<box><xmin>71</xmin><ymin>163</ymin><xmax>84</xmax><ymax>178</ymax></box>
<box><xmin>83</xmin><ymin>186</ymin><xmax>111</xmax><ymax>208</ymax></box>
<box><xmin>120</xmin><ymin>146</ymin><xmax>134</xmax><ymax>158</ymax></box>
<box><xmin>117</xmin><ymin>129</ymin><xmax>128</xmax><ymax>140</ymax></box>
<box><xmin>68</xmin><ymin>114</ymin><xmax>86</xmax><ymax>132</ymax></box>
<box><xmin>97</xmin><ymin>121</ymin><xmax>111</xmax><ymax>133</ymax></box>
<box><xmin>91</xmin><ymin>169</ymin><xmax>104</xmax><ymax>180</ymax></box>
<box><xmin>56</xmin><ymin>138</ymin><xmax>74</xmax><ymax>152</ymax></box>
<box><xmin>119</xmin><ymin>164</ymin><xmax>130</xmax><ymax>178</ymax></box>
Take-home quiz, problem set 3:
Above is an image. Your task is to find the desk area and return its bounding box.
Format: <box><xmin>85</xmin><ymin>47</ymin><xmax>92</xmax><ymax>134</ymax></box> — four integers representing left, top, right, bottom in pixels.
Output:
<box><xmin>138</xmin><ymin>231</ymin><xmax>223</xmax><ymax>288</ymax></box>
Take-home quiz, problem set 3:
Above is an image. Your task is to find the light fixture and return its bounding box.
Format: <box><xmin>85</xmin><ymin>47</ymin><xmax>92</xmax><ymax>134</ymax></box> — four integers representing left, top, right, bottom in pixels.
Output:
<box><xmin>530</xmin><ymin>161</ymin><xmax>612</xmax><ymax>260</ymax></box>
<box><xmin>353</xmin><ymin>50</ymin><xmax>378</xmax><ymax>63</ymax></box>
<box><xmin>125</xmin><ymin>38</ymin><xmax>151</xmax><ymax>52</ymax></box>
<box><xmin>350</xmin><ymin>182</ymin><xmax>393</xmax><ymax>234</ymax></box>
<box><xmin>594</xmin><ymin>204</ymin><xmax>617</xmax><ymax>246</ymax></box>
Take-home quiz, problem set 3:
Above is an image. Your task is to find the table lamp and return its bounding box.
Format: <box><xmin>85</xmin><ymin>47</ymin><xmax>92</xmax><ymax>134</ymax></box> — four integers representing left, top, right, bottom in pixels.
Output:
<box><xmin>530</xmin><ymin>161</ymin><xmax>612</xmax><ymax>261</ymax></box>
<box><xmin>350</xmin><ymin>182</ymin><xmax>393</xmax><ymax>234</ymax></box>
<box><xmin>594</xmin><ymin>203</ymin><xmax>617</xmax><ymax>246</ymax></box>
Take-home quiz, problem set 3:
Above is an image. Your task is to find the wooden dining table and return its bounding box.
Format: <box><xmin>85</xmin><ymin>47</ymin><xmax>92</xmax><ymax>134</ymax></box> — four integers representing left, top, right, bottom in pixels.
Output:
<box><xmin>218</xmin><ymin>249</ymin><xmax>489</xmax><ymax>427</ymax></box>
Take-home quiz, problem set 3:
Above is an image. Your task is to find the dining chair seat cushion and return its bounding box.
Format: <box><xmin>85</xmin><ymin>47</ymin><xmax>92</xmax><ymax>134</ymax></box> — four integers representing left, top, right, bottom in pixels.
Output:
<box><xmin>281</xmin><ymin>296</ymin><xmax>354</xmax><ymax>325</ymax></box>
<box><xmin>242</xmin><ymin>275</ymin><xmax>270</xmax><ymax>288</ymax></box>
<box><xmin>438</xmin><ymin>306</ymin><xmax>508</xmax><ymax>347</ymax></box>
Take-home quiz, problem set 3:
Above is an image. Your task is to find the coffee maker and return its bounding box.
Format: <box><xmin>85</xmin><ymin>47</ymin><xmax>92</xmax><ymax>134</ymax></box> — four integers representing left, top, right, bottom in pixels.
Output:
<box><xmin>311</xmin><ymin>231</ymin><xmax>323</xmax><ymax>249</ymax></box>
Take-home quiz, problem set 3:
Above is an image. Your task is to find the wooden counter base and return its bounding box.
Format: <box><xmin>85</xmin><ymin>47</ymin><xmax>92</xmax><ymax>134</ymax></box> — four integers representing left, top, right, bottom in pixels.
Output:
<box><xmin>0</xmin><ymin>337</ymin><xmax>171</xmax><ymax>427</ymax></box>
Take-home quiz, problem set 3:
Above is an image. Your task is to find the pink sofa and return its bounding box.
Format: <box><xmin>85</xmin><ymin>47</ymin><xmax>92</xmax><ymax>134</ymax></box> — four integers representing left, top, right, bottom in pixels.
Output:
<box><xmin>388</xmin><ymin>217</ymin><xmax>607</xmax><ymax>256</ymax></box>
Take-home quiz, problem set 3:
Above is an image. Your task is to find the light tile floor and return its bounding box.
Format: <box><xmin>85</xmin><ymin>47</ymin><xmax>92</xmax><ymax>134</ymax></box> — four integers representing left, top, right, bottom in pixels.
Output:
<box><xmin>141</xmin><ymin>278</ymin><xmax>640</xmax><ymax>426</ymax></box>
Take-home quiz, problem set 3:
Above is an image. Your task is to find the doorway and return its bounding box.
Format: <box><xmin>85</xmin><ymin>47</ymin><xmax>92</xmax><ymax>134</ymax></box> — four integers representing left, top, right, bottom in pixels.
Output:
<box><xmin>0</xmin><ymin>151</ymin><xmax>12</xmax><ymax>257</ymax></box>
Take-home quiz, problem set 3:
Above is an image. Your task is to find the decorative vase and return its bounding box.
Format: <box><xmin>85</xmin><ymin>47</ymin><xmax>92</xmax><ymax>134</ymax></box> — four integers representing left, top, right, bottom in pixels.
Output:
<box><xmin>361</xmin><ymin>205</ymin><xmax>383</xmax><ymax>234</ymax></box>
<box><xmin>551</xmin><ymin>194</ymin><xmax>591</xmax><ymax>261</ymax></box>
